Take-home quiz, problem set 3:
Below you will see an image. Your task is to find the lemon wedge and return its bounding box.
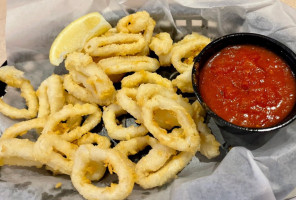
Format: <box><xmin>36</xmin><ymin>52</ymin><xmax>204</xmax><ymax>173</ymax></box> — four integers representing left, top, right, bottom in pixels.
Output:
<box><xmin>49</xmin><ymin>12</ymin><xmax>111</xmax><ymax>66</ymax></box>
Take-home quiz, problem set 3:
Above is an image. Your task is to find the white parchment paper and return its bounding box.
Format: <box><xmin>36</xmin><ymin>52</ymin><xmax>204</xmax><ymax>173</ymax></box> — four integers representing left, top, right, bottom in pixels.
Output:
<box><xmin>2</xmin><ymin>0</ymin><xmax>296</xmax><ymax>199</ymax></box>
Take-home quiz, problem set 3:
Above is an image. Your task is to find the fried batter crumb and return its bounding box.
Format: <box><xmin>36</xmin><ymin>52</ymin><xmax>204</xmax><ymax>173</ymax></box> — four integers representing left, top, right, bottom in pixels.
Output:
<box><xmin>55</xmin><ymin>182</ymin><xmax>62</xmax><ymax>189</ymax></box>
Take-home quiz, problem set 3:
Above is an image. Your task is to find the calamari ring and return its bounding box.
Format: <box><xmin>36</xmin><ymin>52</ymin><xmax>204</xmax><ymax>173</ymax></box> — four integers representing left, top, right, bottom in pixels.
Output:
<box><xmin>114</xmin><ymin>136</ymin><xmax>196</xmax><ymax>189</ymax></box>
<box><xmin>0</xmin><ymin>66</ymin><xmax>38</xmax><ymax>119</ymax></box>
<box><xmin>68</xmin><ymin>66</ymin><xmax>116</xmax><ymax>106</ymax></box>
<box><xmin>65</xmin><ymin>93</ymin><xmax>84</xmax><ymax>130</ymax></box>
<box><xmin>37</xmin><ymin>74</ymin><xmax>65</xmax><ymax>117</ymax></box>
<box><xmin>172</xmin><ymin>66</ymin><xmax>194</xmax><ymax>93</ymax></box>
<box><xmin>0</xmin><ymin>138</ymin><xmax>42</xmax><ymax>168</ymax></box>
<box><xmin>34</xmin><ymin>133</ymin><xmax>77</xmax><ymax>175</ymax></box>
<box><xmin>36</xmin><ymin>81</ymin><xmax>49</xmax><ymax>118</ymax></box>
<box><xmin>76</xmin><ymin>133</ymin><xmax>111</xmax><ymax>181</ymax></box>
<box><xmin>71</xmin><ymin>145</ymin><xmax>134</xmax><ymax>200</ymax></box>
<box><xmin>65</xmin><ymin>115</ymin><xmax>83</xmax><ymax>131</ymax></box>
<box><xmin>1</xmin><ymin>117</ymin><xmax>47</xmax><ymax>139</ymax></box>
<box><xmin>116</xmin><ymin>87</ymin><xmax>180</xmax><ymax>129</ymax></box>
<box><xmin>98</xmin><ymin>56</ymin><xmax>160</xmax><ymax>75</ymax></box>
<box><xmin>116</xmin><ymin>11</ymin><xmax>150</xmax><ymax>34</ymax></box>
<box><xmin>136</xmin><ymin>83</ymin><xmax>193</xmax><ymax>116</ymax></box>
<box><xmin>63</xmin><ymin>74</ymin><xmax>101</xmax><ymax>104</ymax></box>
<box><xmin>103</xmin><ymin>103</ymin><xmax>148</xmax><ymax>140</ymax></box>
<box><xmin>135</xmin><ymin>146</ymin><xmax>197</xmax><ymax>189</ymax></box>
<box><xmin>77</xmin><ymin>132</ymin><xmax>111</xmax><ymax>149</ymax></box>
<box><xmin>151</xmin><ymin>31</ymin><xmax>210</xmax><ymax>66</ymax></box>
<box><xmin>113</xmin><ymin>136</ymin><xmax>149</xmax><ymax>169</ymax></box>
<box><xmin>42</xmin><ymin>104</ymin><xmax>102</xmax><ymax>142</ymax></box>
<box><xmin>65</xmin><ymin>52</ymin><xmax>116</xmax><ymax>106</ymax></box>
<box><xmin>149</xmin><ymin>32</ymin><xmax>173</xmax><ymax>55</ymax></box>
<box><xmin>192</xmin><ymin>101</ymin><xmax>220</xmax><ymax>159</ymax></box>
<box><xmin>65</xmin><ymin>93</ymin><xmax>85</xmax><ymax>105</ymax></box>
<box><xmin>116</xmin><ymin>88</ymin><xmax>142</xmax><ymax>122</ymax></box>
<box><xmin>114</xmin><ymin>136</ymin><xmax>175</xmax><ymax>170</ymax></box>
<box><xmin>141</xmin><ymin>95</ymin><xmax>200</xmax><ymax>152</ymax></box>
<box><xmin>64</xmin><ymin>74</ymin><xmax>114</xmax><ymax>106</ymax></box>
<box><xmin>171</xmin><ymin>40</ymin><xmax>210</xmax><ymax>73</ymax></box>
<box><xmin>84</xmin><ymin>33</ymin><xmax>145</xmax><ymax>57</ymax></box>
<box><xmin>121</xmin><ymin>71</ymin><xmax>174</xmax><ymax>90</ymax></box>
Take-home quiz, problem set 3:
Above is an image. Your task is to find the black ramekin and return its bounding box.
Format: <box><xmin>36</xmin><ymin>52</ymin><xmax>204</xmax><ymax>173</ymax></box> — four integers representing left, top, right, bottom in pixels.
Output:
<box><xmin>192</xmin><ymin>33</ymin><xmax>296</xmax><ymax>149</ymax></box>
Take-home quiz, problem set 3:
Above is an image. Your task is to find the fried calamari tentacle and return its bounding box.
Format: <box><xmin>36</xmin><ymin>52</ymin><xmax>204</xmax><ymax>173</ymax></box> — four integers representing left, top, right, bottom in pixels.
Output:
<box><xmin>116</xmin><ymin>11</ymin><xmax>156</xmax><ymax>57</ymax></box>
<box><xmin>116</xmin><ymin>11</ymin><xmax>155</xmax><ymax>43</ymax></box>
<box><xmin>71</xmin><ymin>145</ymin><xmax>134</xmax><ymax>200</ymax></box>
<box><xmin>98</xmin><ymin>56</ymin><xmax>160</xmax><ymax>75</ymax></box>
<box><xmin>0</xmin><ymin>66</ymin><xmax>38</xmax><ymax>119</ymax></box>
<box><xmin>84</xmin><ymin>33</ymin><xmax>146</xmax><ymax>57</ymax></box>
<box><xmin>158</xmin><ymin>52</ymin><xmax>172</xmax><ymax>66</ymax></box>
<box><xmin>103</xmin><ymin>103</ymin><xmax>148</xmax><ymax>140</ymax></box>
<box><xmin>172</xmin><ymin>66</ymin><xmax>194</xmax><ymax>93</ymax></box>
<box><xmin>149</xmin><ymin>33</ymin><xmax>173</xmax><ymax>55</ymax></box>
<box><xmin>192</xmin><ymin>101</ymin><xmax>220</xmax><ymax>159</ymax></box>
<box><xmin>116</xmin><ymin>11</ymin><xmax>150</xmax><ymax>34</ymax></box>
<box><xmin>149</xmin><ymin>32</ymin><xmax>173</xmax><ymax>66</ymax></box>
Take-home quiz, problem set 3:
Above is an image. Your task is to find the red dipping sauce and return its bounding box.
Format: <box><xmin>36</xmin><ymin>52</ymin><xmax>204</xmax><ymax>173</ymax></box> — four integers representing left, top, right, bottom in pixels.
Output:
<box><xmin>199</xmin><ymin>44</ymin><xmax>296</xmax><ymax>128</ymax></box>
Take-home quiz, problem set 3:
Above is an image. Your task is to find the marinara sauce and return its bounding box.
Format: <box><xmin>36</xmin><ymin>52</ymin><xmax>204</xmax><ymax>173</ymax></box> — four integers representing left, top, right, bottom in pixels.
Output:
<box><xmin>198</xmin><ymin>44</ymin><xmax>296</xmax><ymax>128</ymax></box>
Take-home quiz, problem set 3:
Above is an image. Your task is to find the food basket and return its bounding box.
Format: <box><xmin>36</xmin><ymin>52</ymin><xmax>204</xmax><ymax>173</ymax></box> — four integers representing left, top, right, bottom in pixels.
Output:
<box><xmin>1</xmin><ymin>0</ymin><xmax>296</xmax><ymax>199</ymax></box>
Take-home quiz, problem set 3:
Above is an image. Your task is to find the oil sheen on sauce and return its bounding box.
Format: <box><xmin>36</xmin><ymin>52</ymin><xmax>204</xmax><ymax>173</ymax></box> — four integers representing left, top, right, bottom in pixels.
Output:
<box><xmin>198</xmin><ymin>44</ymin><xmax>296</xmax><ymax>128</ymax></box>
